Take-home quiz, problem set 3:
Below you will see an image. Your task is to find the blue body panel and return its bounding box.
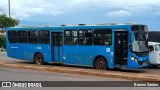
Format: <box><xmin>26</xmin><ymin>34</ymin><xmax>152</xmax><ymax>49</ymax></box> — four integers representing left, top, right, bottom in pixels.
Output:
<box><xmin>62</xmin><ymin>46</ymin><xmax>114</xmax><ymax>68</ymax></box>
<box><xmin>6</xmin><ymin>25</ymin><xmax>149</xmax><ymax>69</ymax></box>
<box><xmin>7</xmin><ymin>43</ymin><xmax>52</xmax><ymax>62</ymax></box>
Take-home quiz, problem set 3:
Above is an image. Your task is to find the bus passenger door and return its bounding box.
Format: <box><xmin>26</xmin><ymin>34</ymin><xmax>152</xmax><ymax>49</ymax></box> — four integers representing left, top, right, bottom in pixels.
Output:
<box><xmin>114</xmin><ymin>31</ymin><xmax>128</xmax><ymax>67</ymax></box>
<box><xmin>51</xmin><ymin>32</ymin><xmax>63</xmax><ymax>62</ymax></box>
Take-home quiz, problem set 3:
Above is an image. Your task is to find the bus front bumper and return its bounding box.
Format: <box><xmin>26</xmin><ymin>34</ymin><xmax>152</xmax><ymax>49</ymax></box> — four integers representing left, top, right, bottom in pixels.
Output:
<box><xmin>138</xmin><ymin>60</ymin><xmax>150</xmax><ymax>68</ymax></box>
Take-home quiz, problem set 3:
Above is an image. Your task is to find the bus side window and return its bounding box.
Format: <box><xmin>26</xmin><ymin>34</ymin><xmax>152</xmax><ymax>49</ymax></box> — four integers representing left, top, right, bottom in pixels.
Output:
<box><xmin>28</xmin><ymin>30</ymin><xmax>39</xmax><ymax>44</ymax></box>
<box><xmin>8</xmin><ymin>30</ymin><xmax>18</xmax><ymax>43</ymax></box>
<box><xmin>39</xmin><ymin>30</ymin><xmax>50</xmax><ymax>44</ymax></box>
<box><xmin>18</xmin><ymin>31</ymin><xmax>27</xmax><ymax>43</ymax></box>
<box><xmin>148</xmin><ymin>46</ymin><xmax>154</xmax><ymax>52</ymax></box>
<box><xmin>78</xmin><ymin>30</ymin><xmax>93</xmax><ymax>45</ymax></box>
<box><xmin>65</xmin><ymin>30</ymin><xmax>77</xmax><ymax>45</ymax></box>
<box><xmin>94</xmin><ymin>29</ymin><xmax>112</xmax><ymax>46</ymax></box>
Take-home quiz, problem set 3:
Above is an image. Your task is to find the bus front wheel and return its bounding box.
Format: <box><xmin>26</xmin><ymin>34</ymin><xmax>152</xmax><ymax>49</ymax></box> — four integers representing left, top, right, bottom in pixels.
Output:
<box><xmin>94</xmin><ymin>57</ymin><xmax>108</xmax><ymax>70</ymax></box>
<box><xmin>34</xmin><ymin>53</ymin><xmax>44</xmax><ymax>65</ymax></box>
<box><xmin>152</xmin><ymin>65</ymin><xmax>158</xmax><ymax>68</ymax></box>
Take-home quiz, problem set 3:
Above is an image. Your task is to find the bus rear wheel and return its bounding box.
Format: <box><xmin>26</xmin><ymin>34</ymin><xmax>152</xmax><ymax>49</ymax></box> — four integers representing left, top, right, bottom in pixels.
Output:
<box><xmin>34</xmin><ymin>53</ymin><xmax>44</xmax><ymax>65</ymax></box>
<box><xmin>94</xmin><ymin>57</ymin><xmax>108</xmax><ymax>70</ymax></box>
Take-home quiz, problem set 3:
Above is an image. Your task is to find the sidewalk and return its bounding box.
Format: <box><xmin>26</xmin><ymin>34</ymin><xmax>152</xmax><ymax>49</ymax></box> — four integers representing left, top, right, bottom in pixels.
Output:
<box><xmin>0</xmin><ymin>60</ymin><xmax>160</xmax><ymax>81</ymax></box>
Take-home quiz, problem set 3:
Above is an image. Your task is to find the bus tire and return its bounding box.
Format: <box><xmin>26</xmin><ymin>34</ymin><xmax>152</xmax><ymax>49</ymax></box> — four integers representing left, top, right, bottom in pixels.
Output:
<box><xmin>152</xmin><ymin>65</ymin><xmax>158</xmax><ymax>68</ymax></box>
<box><xmin>34</xmin><ymin>53</ymin><xmax>44</xmax><ymax>65</ymax></box>
<box><xmin>94</xmin><ymin>57</ymin><xmax>108</xmax><ymax>70</ymax></box>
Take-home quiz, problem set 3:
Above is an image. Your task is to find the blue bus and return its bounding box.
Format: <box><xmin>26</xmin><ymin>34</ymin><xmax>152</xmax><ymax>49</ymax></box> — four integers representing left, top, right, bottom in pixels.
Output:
<box><xmin>6</xmin><ymin>24</ymin><xmax>149</xmax><ymax>70</ymax></box>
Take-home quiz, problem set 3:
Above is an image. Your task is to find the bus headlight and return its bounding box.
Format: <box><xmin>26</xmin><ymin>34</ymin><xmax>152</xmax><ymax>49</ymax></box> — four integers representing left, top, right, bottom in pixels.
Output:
<box><xmin>131</xmin><ymin>56</ymin><xmax>137</xmax><ymax>62</ymax></box>
<box><xmin>134</xmin><ymin>59</ymin><xmax>138</xmax><ymax>62</ymax></box>
<box><xmin>158</xmin><ymin>56</ymin><xmax>160</xmax><ymax>60</ymax></box>
<box><xmin>131</xmin><ymin>56</ymin><xmax>135</xmax><ymax>60</ymax></box>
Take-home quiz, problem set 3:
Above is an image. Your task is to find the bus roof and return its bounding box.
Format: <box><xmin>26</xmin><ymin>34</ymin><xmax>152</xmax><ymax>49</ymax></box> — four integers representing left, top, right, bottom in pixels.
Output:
<box><xmin>6</xmin><ymin>24</ymin><xmax>146</xmax><ymax>31</ymax></box>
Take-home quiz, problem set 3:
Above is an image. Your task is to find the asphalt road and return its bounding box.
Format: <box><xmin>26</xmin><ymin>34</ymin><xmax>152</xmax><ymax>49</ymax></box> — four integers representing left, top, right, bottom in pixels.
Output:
<box><xmin>0</xmin><ymin>52</ymin><xmax>160</xmax><ymax>90</ymax></box>
<box><xmin>0</xmin><ymin>67</ymin><xmax>126</xmax><ymax>81</ymax></box>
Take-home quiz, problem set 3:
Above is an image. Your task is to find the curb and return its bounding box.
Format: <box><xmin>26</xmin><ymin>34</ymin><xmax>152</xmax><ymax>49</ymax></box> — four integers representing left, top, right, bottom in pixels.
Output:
<box><xmin>0</xmin><ymin>61</ymin><xmax>160</xmax><ymax>81</ymax></box>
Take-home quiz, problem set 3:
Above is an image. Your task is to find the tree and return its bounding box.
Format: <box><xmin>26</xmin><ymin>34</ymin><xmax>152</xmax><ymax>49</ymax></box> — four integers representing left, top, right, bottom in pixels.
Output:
<box><xmin>0</xmin><ymin>14</ymin><xmax>19</xmax><ymax>49</ymax></box>
<box><xmin>0</xmin><ymin>14</ymin><xmax>19</xmax><ymax>29</ymax></box>
<box><xmin>0</xmin><ymin>36</ymin><xmax>6</xmax><ymax>48</ymax></box>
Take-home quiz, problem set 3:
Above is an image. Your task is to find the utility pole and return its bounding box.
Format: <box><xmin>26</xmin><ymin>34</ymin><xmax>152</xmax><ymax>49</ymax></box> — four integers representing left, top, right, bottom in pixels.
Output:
<box><xmin>8</xmin><ymin>0</ymin><xmax>10</xmax><ymax>18</ymax></box>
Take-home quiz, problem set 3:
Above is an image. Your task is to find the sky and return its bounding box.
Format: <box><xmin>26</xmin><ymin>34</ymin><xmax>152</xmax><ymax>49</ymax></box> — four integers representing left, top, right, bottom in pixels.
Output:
<box><xmin>0</xmin><ymin>0</ymin><xmax>160</xmax><ymax>31</ymax></box>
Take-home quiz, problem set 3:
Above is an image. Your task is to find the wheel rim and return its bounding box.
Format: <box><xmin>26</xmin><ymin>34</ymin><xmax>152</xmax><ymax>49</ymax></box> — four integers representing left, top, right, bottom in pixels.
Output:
<box><xmin>98</xmin><ymin>61</ymin><xmax>105</xmax><ymax>69</ymax></box>
<box><xmin>95</xmin><ymin>57</ymin><xmax>108</xmax><ymax>70</ymax></box>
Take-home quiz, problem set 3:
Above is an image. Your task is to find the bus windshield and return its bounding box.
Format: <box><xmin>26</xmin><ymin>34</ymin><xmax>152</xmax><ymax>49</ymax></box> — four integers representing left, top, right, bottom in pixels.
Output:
<box><xmin>131</xmin><ymin>25</ymin><xmax>149</xmax><ymax>52</ymax></box>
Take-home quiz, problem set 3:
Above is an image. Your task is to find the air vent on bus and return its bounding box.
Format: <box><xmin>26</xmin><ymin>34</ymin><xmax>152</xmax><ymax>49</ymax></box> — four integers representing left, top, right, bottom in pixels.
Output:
<box><xmin>61</xmin><ymin>24</ymin><xmax>86</xmax><ymax>26</ymax></box>
<box><xmin>78</xmin><ymin>24</ymin><xmax>86</xmax><ymax>26</ymax></box>
<box><xmin>125</xmin><ymin>22</ymin><xmax>134</xmax><ymax>25</ymax></box>
<box><xmin>60</xmin><ymin>23</ymin><xmax>118</xmax><ymax>26</ymax></box>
